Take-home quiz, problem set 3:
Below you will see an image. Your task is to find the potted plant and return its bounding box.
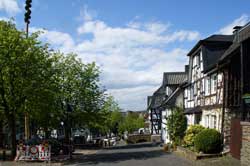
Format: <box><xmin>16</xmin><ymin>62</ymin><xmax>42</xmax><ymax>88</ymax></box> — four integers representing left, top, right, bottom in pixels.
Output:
<box><xmin>242</xmin><ymin>93</ymin><xmax>250</xmax><ymax>104</ymax></box>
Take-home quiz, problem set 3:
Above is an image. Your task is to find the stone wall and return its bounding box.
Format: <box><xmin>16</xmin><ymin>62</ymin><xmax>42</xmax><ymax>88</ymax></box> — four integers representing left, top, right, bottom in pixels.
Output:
<box><xmin>241</xmin><ymin>122</ymin><xmax>250</xmax><ymax>166</ymax></box>
<box><xmin>223</xmin><ymin>110</ymin><xmax>234</xmax><ymax>149</ymax></box>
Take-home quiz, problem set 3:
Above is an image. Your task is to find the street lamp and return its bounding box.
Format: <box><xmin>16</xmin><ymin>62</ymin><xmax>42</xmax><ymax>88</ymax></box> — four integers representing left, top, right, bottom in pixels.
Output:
<box><xmin>24</xmin><ymin>0</ymin><xmax>32</xmax><ymax>142</ymax></box>
<box><xmin>24</xmin><ymin>0</ymin><xmax>32</xmax><ymax>37</ymax></box>
<box><xmin>66</xmin><ymin>103</ymin><xmax>73</xmax><ymax>159</ymax></box>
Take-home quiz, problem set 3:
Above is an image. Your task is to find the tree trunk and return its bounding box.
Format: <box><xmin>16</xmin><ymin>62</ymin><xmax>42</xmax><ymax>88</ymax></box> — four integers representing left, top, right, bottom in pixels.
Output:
<box><xmin>9</xmin><ymin>113</ymin><xmax>16</xmax><ymax>158</ymax></box>
<box><xmin>0</xmin><ymin>120</ymin><xmax>3</xmax><ymax>148</ymax></box>
<box><xmin>44</xmin><ymin>127</ymin><xmax>50</xmax><ymax>139</ymax></box>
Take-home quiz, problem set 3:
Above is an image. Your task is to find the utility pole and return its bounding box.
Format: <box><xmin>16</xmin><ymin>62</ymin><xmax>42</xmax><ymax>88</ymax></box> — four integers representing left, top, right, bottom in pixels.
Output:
<box><xmin>24</xmin><ymin>0</ymin><xmax>32</xmax><ymax>141</ymax></box>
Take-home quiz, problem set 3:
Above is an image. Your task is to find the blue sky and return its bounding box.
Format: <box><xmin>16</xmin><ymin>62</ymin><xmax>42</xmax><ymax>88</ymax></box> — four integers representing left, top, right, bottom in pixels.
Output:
<box><xmin>0</xmin><ymin>0</ymin><xmax>249</xmax><ymax>111</ymax></box>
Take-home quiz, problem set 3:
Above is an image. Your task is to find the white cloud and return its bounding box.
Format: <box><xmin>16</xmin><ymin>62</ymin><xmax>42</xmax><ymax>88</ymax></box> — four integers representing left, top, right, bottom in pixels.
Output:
<box><xmin>108</xmin><ymin>85</ymin><xmax>158</xmax><ymax>111</ymax></box>
<box><xmin>31</xmin><ymin>7</ymin><xmax>200</xmax><ymax>111</ymax></box>
<box><xmin>0</xmin><ymin>0</ymin><xmax>20</xmax><ymax>15</ymax></box>
<box><xmin>30</xmin><ymin>27</ymin><xmax>75</xmax><ymax>53</ymax></box>
<box><xmin>0</xmin><ymin>16</ymin><xmax>8</xmax><ymax>21</ymax></box>
<box><xmin>77</xmin><ymin>5</ymin><xmax>97</xmax><ymax>22</ymax></box>
<box><xmin>218</xmin><ymin>14</ymin><xmax>250</xmax><ymax>35</ymax></box>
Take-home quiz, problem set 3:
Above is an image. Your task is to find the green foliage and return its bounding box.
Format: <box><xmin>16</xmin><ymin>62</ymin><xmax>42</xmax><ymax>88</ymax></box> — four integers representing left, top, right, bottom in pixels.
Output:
<box><xmin>166</xmin><ymin>107</ymin><xmax>187</xmax><ymax>146</ymax></box>
<box><xmin>119</xmin><ymin>112</ymin><xmax>145</xmax><ymax>134</ymax></box>
<box><xmin>194</xmin><ymin>128</ymin><xmax>222</xmax><ymax>153</ymax></box>
<box><xmin>0</xmin><ymin>20</ymin><xmax>110</xmax><ymax>156</ymax></box>
<box><xmin>183</xmin><ymin>125</ymin><xmax>205</xmax><ymax>148</ymax></box>
<box><xmin>98</xmin><ymin>96</ymin><xmax>123</xmax><ymax>135</ymax></box>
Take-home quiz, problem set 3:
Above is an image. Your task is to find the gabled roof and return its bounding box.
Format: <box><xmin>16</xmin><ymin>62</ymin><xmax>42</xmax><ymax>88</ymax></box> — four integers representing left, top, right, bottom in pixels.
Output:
<box><xmin>204</xmin><ymin>35</ymin><xmax>234</xmax><ymax>42</ymax></box>
<box><xmin>186</xmin><ymin>34</ymin><xmax>234</xmax><ymax>73</ymax></box>
<box><xmin>219</xmin><ymin>23</ymin><xmax>250</xmax><ymax>63</ymax></box>
<box><xmin>202</xmin><ymin>43</ymin><xmax>232</xmax><ymax>72</ymax></box>
<box><xmin>162</xmin><ymin>80</ymin><xmax>187</xmax><ymax>108</ymax></box>
<box><xmin>187</xmin><ymin>35</ymin><xmax>234</xmax><ymax>57</ymax></box>
<box><xmin>163</xmin><ymin>72</ymin><xmax>187</xmax><ymax>85</ymax></box>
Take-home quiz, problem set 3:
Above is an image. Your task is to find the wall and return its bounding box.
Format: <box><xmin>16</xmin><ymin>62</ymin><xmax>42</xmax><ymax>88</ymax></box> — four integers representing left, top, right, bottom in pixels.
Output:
<box><xmin>241</xmin><ymin>122</ymin><xmax>250</xmax><ymax>166</ymax></box>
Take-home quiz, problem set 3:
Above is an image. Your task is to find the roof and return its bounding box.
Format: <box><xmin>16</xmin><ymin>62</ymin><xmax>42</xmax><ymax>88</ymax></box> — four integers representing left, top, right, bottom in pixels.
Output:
<box><xmin>163</xmin><ymin>72</ymin><xmax>187</xmax><ymax>85</ymax></box>
<box><xmin>148</xmin><ymin>71</ymin><xmax>187</xmax><ymax>110</ymax></box>
<box><xmin>186</xmin><ymin>35</ymin><xmax>234</xmax><ymax>73</ymax></box>
<box><xmin>220</xmin><ymin>23</ymin><xmax>250</xmax><ymax>63</ymax></box>
<box><xmin>150</xmin><ymin>85</ymin><xmax>166</xmax><ymax>109</ymax></box>
<box><xmin>204</xmin><ymin>35</ymin><xmax>234</xmax><ymax>42</ymax></box>
<box><xmin>219</xmin><ymin>42</ymin><xmax>240</xmax><ymax>62</ymax></box>
<box><xmin>187</xmin><ymin>35</ymin><xmax>234</xmax><ymax>57</ymax></box>
<box><xmin>162</xmin><ymin>80</ymin><xmax>187</xmax><ymax>107</ymax></box>
<box><xmin>202</xmin><ymin>44</ymin><xmax>232</xmax><ymax>72</ymax></box>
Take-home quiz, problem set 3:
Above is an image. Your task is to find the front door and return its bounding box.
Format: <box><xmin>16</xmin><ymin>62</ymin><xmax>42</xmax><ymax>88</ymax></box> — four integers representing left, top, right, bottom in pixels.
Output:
<box><xmin>230</xmin><ymin>118</ymin><xmax>242</xmax><ymax>159</ymax></box>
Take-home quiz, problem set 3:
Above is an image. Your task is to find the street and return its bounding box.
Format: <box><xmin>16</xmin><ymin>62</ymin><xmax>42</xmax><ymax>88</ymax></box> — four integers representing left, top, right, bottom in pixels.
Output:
<box><xmin>65</xmin><ymin>143</ymin><xmax>192</xmax><ymax>166</ymax></box>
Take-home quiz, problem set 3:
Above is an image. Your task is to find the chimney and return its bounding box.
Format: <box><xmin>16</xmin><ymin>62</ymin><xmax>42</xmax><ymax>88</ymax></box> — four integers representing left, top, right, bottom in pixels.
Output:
<box><xmin>233</xmin><ymin>26</ymin><xmax>243</xmax><ymax>34</ymax></box>
<box><xmin>185</xmin><ymin>65</ymin><xmax>189</xmax><ymax>73</ymax></box>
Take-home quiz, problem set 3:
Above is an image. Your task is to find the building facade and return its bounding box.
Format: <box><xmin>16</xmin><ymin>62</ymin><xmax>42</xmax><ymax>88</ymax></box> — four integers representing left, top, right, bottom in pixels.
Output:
<box><xmin>148</xmin><ymin>70</ymin><xmax>187</xmax><ymax>142</ymax></box>
<box><xmin>184</xmin><ymin>35</ymin><xmax>234</xmax><ymax>132</ymax></box>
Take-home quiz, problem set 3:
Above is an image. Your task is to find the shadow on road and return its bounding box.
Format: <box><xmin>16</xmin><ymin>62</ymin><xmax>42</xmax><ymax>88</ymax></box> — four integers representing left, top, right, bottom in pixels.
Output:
<box><xmin>64</xmin><ymin>144</ymin><xmax>168</xmax><ymax>165</ymax></box>
<box><xmin>104</xmin><ymin>142</ymin><xmax>160</xmax><ymax>150</ymax></box>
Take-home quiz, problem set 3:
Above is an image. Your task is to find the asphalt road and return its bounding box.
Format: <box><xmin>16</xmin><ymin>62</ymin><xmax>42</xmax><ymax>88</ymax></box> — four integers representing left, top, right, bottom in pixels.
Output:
<box><xmin>65</xmin><ymin>143</ymin><xmax>193</xmax><ymax>166</ymax></box>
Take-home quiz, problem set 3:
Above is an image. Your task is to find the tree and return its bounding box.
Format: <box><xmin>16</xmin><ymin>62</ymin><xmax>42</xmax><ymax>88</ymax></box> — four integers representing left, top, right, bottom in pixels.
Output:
<box><xmin>0</xmin><ymin>20</ymin><xmax>110</xmax><ymax>157</ymax></box>
<box><xmin>166</xmin><ymin>107</ymin><xmax>187</xmax><ymax>146</ymax></box>
<box><xmin>0</xmin><ymin>20</ymin><xmax>60</xmax><ymax>157</ymax></box>
<box><xmin>119</xmin><ymin>112</ymin><xmax>145</xmax><ymax>134</ymax></box>
<box><xmin>50</xmin><ymin>53</ymin><xmax>106</xmax><ymax>140</ymax></box>
<box><xmin>97</xmin><ymin>96</ymin><xmax>122</xmax><ymax>136</ymax></box>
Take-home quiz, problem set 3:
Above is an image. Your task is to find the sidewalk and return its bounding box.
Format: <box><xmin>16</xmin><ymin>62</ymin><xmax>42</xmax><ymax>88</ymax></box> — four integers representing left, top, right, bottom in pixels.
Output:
<box><xmin>0</xmin><ymin>161</ymin><xmax>62</xmax><ymax>166</ymax></box>
<box><xmin>174</xmin><ymin>151</ymin><xmax>241</xmax><ymax>166</ymax></box>
<box><xmin>194</xmin><ymin>156</ymin><xmax>241</xmax><ymax>166</ymax></box>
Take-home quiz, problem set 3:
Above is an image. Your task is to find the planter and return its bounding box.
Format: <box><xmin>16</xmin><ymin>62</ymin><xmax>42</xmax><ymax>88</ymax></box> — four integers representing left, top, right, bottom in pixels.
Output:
<box><xmin>242</xmin><ymin>94</ymin><xmax>250</xmax><ymax>104</ymax></box>
<box><xmin>163</xmin><ymin>144</ymin><xmax>173</xmax><ymax>152</ymax></box>
<box><xmin>176</xmin><ymin>146</ymin><xmax>223</xmax><ymax>160</ymax></box>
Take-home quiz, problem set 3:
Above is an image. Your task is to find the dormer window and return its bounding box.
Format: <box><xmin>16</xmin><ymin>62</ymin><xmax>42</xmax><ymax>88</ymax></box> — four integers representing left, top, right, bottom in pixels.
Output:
<box><xmin>197</xmin><ymin>54</ymin><xmax>201</xmax><ymax>68</ymax></box>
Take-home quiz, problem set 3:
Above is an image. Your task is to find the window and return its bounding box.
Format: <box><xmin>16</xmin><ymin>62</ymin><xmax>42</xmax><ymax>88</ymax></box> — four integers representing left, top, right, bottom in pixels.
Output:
<box><xmin>188</xmin><ymin>88</ymin><xmax>191</xmax><ymax>100</ymax></box>
<box><xmin>192</xmin><ymin>55</ymin><xmax>198</xmax><ymax>68</ymax></box>
<box><xmin>211</xmin><ymin>74</ymin><xmax>217</xmax><ymax>94</ymax></box>
<box><xmin>205</xmin><ymin>77</ymin><xmax>211</xmax><ymax>95</ymax></box>
<box><xmin>206</xmin><ymin>115</ymin><xmax>210</xmax><ymax>128</ymax></box>
<box><xmin>195</xmin><ymin>114</ymin><xmax>201</xmax><ymax>124</ymax></box>
<box><xmin>197</xmin><ymin>54</ymin><xmax>200</xmax><ymax>68</ymax></box>
<box><xmin>166</xmin><ymin>87</ymin><xmax>172</xmax><ymax>96</ymax></box>
<box><xmin>184</xmin><ymin>89</ymin><xmax>188</xmax><ymax>98</ymax></box>
<box><xmin>202</xmin><ymin>79</ymin><xmax>205</xmax><ymax>92</ymax></box>
<box><xmin>190</xmin><ymin>85</ymin><xmax>194</xmax><ymax>100</ymax></box>
<box><xmin>210</xmin><ymin>115</ymin><xmax>217</xmax><ymax>129</ymax></box>
<box><xmin>194</xmin><ymin>83</ymin><xmax>197</xmax><ymax>95</ymax></box>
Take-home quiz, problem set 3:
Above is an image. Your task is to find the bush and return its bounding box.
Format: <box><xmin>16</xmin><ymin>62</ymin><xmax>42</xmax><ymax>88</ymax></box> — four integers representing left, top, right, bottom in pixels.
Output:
<box><xmin>183</xmin><ymin>125</ymin><xmax>205</xmax><ymax>148</ymax></box>
<box><xmin>194</xmin><ymin>129</ymin><xmax>222</xmax><ymax>154</ymax></box>
<box><xmin>166</xmin><ymin>107</ymin><xmax>187</xmax><ymax>146</ymax></box>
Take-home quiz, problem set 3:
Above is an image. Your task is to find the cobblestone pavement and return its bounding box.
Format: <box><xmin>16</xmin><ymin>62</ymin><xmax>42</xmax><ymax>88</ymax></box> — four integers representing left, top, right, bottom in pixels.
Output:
<box><xmin>64</xmin><ymin>143</ymin><xmax>193</xmax><ymax>166</ymax></box>
<box><xmin>0</xmin><ymin>161</ymin><xmax>62</xmax><ymax>166</ymax></box>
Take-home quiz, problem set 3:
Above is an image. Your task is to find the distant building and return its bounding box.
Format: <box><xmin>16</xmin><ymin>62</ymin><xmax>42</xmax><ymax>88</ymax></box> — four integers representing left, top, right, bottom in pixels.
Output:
<box><xmin>147</xmin><ymin>68</ymin><xmax>187</xmax><ymax>143</ymax></box>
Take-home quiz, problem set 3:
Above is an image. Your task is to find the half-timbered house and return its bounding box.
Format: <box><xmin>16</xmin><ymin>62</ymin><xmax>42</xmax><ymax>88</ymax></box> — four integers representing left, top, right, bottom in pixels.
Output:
<box><xmin>216</xmin><ymin>24</ymin><xmax>250</xmax><ymax>158</ymax></box>
<box><xmin>147</xmin><ymin>70</ymin><xmax>187</xmax><ymax>140</ymax></box>
<box><xmin>184</xmin><ymin>34</ymin><xmax>234</xmax><ymax>131</ymax></box>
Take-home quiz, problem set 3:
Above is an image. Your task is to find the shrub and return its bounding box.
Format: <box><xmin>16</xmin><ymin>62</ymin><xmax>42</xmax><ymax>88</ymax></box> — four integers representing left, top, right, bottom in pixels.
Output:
<box><xmin>183</xmin><ymin>125</ymin><xmax>205</xmax><ymax>148</ymax></box>
<box><xmin>194</xmin><ymin>129</ymin><xmax>222</xmax><ymax>154</ymax></box>
<box><xmin>166</xmin><ymin>107</ymin><xmax>187</xmax><ymax>146</ymax></box>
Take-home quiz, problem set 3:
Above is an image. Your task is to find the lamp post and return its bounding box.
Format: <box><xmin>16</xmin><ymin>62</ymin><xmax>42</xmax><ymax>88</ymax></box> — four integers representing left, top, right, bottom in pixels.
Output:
<box><xmin>24</xmin><ymin>0</ymin><xmax>32</xmax><ymax>142</ymax></box>
<box><xmin>66</xmin><ymin>103</ymin><xmax>73</xmax><ymax>159</ymax></box>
